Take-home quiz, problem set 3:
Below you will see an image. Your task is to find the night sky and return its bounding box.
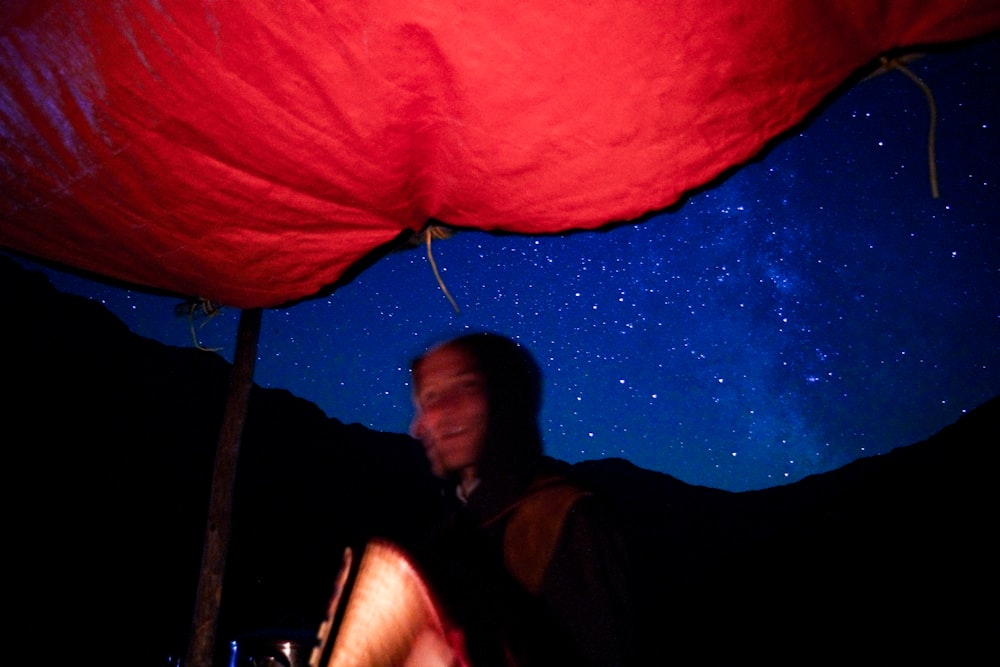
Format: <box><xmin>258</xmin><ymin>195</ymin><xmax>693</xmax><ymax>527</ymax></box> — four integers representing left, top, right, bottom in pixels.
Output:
<box><xmin>15</xmin><ymin>36</ymin><xmax>998</xmax><ymax>491</ymax></box>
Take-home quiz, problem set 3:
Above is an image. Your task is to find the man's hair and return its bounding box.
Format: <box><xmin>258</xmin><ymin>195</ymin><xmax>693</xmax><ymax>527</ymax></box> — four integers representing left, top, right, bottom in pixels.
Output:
<box><xmin>412</xmin><ymin>332</ymin><xmax>545</xmax><ymax>480</ymax></box>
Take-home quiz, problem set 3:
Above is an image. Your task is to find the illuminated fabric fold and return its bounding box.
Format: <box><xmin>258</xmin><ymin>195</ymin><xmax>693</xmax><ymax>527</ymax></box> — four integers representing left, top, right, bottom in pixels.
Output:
<box><xmin>2</xmin><ymin>1</ymin><xmax>998</xmax><ymax>307</ymax></box>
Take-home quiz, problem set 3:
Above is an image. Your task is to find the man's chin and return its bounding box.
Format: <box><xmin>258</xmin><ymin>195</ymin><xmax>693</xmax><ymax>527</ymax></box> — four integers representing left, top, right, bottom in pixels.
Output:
<box><xmin>426</xmin><ymin>457</ymin><xmax>451</xmax><ymax>479</ymax></box>
<box><xmin>429</xmin><ymin>463</ymin><xmax>467</xmax><ymax>484</ymax></box>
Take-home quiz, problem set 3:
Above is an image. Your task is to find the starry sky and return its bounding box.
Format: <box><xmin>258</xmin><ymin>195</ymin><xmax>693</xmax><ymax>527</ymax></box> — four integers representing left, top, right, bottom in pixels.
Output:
<box><xmin>14</xmin><ymin>36</ymin><xmax>999</xmax><ymax>492</ymax></box>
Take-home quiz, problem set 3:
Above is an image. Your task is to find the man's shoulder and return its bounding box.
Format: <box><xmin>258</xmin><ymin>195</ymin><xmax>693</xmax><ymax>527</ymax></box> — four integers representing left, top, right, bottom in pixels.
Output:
<box><xmin>504</xmin><ymin>468</ymin><xmax>593</xmax><ymax>594</ymax></box>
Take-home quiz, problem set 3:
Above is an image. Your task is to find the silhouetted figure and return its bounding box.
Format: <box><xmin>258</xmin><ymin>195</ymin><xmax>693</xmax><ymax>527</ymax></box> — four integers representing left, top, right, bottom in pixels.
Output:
<box><xmin>409</xmin><ymin>332</ymin><xmax>635</xmax><ymax>666</ymax></box>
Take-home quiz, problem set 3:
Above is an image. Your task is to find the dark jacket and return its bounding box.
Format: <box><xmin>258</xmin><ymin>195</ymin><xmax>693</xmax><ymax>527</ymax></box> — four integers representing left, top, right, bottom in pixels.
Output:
<box><xmin>418</xmin><ymin>457</ymin><xmax>635</xmax><ymax>667</ymax></box>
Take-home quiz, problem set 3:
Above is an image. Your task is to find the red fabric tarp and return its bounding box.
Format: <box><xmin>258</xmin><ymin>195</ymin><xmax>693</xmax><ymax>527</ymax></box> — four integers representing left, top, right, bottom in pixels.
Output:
<box><xmin>2</xmin><ymin>0</ymin><xmax>999</xmax><ymax>308</ymax></box>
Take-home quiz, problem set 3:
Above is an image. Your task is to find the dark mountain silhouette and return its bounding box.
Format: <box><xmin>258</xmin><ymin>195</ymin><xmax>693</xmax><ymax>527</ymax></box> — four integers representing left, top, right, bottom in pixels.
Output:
<box><xmin>3</xmin><ymin>255</ymin><xmax>995</xmax><ymax>665</ymax></box>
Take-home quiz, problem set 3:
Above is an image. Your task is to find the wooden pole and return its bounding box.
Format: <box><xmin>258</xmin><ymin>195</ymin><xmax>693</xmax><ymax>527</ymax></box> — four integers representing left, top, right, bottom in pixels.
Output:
<box><xmin>184</xmin><ymin>307</ymin><xmax>262</xmax><ymax>667</ymax></box>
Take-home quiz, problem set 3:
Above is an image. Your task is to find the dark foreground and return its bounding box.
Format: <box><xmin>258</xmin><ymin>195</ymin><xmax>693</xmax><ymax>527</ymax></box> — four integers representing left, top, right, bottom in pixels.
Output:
<box><xmin>4</xmin><ymin>255</ymin><xmax>995</xmax><ymax>665</ymax></box>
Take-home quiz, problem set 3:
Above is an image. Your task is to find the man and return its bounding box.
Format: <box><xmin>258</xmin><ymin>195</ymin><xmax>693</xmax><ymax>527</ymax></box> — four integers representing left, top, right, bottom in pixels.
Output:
<box><xmin>409</xmin><ymin>332</ymin><xmax>634</xmax><ymax>666</ymax></box>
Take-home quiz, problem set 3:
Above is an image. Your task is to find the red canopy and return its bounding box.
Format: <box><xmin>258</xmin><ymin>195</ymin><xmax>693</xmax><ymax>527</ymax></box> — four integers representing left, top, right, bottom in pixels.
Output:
<box><xmin>3</xmin><ymin>1</ymin><xmax>999</xmax><ymax>308</ymax></box>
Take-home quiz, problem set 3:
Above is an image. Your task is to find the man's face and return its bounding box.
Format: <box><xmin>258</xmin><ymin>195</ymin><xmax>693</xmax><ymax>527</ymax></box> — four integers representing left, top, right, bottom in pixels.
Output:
<box><xmin>411</xmin><ymin>344</ymin><xmax>489</xmax><ymax>479</ymax></box>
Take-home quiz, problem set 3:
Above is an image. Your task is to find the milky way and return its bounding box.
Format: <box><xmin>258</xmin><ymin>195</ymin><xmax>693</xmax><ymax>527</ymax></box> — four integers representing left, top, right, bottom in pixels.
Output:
<box><xmin>20</xmin><ymin>37</ymin><xmax>999</xmax><ymax>491</ymax></box>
